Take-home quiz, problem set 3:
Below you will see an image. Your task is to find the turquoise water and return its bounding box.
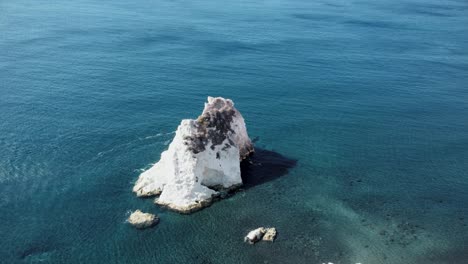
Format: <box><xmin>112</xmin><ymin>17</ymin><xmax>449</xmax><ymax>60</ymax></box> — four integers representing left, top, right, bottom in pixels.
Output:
<box><xmin>1</xmin><ymin>0</ymin><xmax>468</xmax><ymax>263</ymax></box>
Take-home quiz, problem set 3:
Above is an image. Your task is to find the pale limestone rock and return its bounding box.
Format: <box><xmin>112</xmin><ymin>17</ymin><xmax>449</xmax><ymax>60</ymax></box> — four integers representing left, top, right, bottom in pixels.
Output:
<box><xmin>244</xmin><ymin>227</ymin><xmax>266</xmax><ymax>244</ymax></box>
<box><xmin>262</xmin><ymin>227</ymin><xmax>277</xmax><ymax>242</ymax></box>
<box><xmin>127</xmin><ymin>210</ymin><xmax>159</xmax><ymax>229</ymax></box>
<box><xmin>133</xmin><ymin>97</ymin><xmax>254</xmax><ymax>213</ymax></box>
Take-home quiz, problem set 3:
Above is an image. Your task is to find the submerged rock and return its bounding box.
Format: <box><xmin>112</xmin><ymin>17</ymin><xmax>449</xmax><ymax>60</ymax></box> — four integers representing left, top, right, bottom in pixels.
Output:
<box><xmin>133</xmin><ymin>97</ymin><xmax>254</xmax><ymax>213</ymax></box>
<box><xmin>262</xmin><ymin>228</ymin><xmax>277</xmax><ymax>242</ymax></box>
<box><xmin>244</xmin><ymin>227</ymin><xmax>266</xmax><ymax>244</ymax></box>
<box><xmin>127</xmin><ymin>210</ymin><xmax>159</xmax><ymax>229</ymax></box>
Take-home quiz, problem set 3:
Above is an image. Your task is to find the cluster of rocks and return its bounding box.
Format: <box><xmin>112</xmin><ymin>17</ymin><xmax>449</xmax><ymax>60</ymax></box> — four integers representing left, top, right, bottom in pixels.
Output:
<box><xmin>128</xmin><ymin>97</ymin><xmax>281</xmax><ymax>247</ymax></box>
<box><xmin>244</xmin><ymin>227</ymin><xmax>277</xmax><ymax>244</ymax></box>
<box><xmin>127</xmin><ymin>210</ymin><xmax>159</xmax><ymax>229</ymax></box>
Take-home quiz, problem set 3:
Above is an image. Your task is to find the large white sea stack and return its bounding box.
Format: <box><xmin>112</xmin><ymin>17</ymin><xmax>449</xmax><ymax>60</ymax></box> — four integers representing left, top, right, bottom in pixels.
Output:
<box><xmin>133</xmin><ymin>97</ymin><xmax>254</xmax><ymax>213</ymax></box>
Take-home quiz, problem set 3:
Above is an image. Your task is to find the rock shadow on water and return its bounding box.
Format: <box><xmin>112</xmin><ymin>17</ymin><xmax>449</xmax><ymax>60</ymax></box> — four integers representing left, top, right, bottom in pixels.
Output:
<box><xmin>240</xmin><ymin>148</ymin><xmax>297</xmax><ymax>189</ymax></box>
<box><xmin>18</xmin><ymin>242</ymin><xmax>57</xmax><ymax>262</ymax></box>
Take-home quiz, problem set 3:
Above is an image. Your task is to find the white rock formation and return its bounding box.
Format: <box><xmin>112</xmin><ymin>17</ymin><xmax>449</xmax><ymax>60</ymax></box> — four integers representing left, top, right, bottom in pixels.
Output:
<box><xmin>133</xmin><ymin>97</ymin><xmax>254</xmax><ymax>213</ymax></box>
<box><xmin>244</xmin><ymin>227</ymin><xmax>277</xmax><ymax>244</ymax></box>
<box><xmin>244</xmin><ymin>227</ymin><xmax>266</xmax><ymax>244</ymax></box>
<box><xmin>127</xmin><ymin>210</ymin><xmax>159</xmax><ymax>229</ymax></box>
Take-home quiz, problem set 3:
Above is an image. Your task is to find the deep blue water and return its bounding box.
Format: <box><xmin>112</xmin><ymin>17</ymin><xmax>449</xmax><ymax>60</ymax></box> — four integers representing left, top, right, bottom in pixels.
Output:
<box><xmin>1</xmin><ymin>0</ymin><xmax>468</xmax><ymax>263</ymax></box>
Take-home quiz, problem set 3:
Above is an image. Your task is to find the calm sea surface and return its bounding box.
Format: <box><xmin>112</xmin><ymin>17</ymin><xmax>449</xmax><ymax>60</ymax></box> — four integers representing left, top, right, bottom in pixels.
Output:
<box><xmin>1</xmin><ymin>0</ymin><xmax>468</xmax><ymax>263</ymax></box>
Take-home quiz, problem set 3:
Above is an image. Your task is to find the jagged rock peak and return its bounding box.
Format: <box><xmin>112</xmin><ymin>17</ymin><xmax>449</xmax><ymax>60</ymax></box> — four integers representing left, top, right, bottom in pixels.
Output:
<box><xmin>185</xmin><ymin>96</ymin><xmax>254</xmax><ymax>159</ymax></box>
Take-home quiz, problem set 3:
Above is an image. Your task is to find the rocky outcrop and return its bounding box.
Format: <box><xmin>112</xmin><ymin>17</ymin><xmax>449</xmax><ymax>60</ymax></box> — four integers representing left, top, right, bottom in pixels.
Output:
<box><xmin>127</xmin><ymin>210</ymin><xmax>159</xmax><ymax>229</ymax></box>
<box><xmin>133</xmin><ymin>97</ymin><xmax>254</xmax><ymax>213</ymax></box>
<box><xmin>262</xmin><ymin>227</ymin><xmax>277</xmax><ymax>242</ymax></box>
<box><xmin>244</xmin><ymin>227</ymin><xmax>277</xmax><ymax>244</ymax></box>
<box><xmin>244</xmin><ymin>227</ymin><xmax>266</xmax><ymax>244</ymax></box>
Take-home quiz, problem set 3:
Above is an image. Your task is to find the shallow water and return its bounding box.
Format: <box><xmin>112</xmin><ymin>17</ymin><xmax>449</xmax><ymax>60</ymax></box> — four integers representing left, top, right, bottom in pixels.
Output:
<box><xmin>1</xmin><ymin>0</ymin><xmax>468</xmax><ymax>263</ymax></box>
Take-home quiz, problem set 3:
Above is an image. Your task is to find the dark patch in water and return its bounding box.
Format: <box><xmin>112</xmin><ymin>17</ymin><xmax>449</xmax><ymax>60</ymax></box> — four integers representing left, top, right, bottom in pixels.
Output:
<box><xmin>343</xmin><ymin>19</ymin><xmax>403</xmax><ymax>29</ymax></box>
<box><xmin>406</xmin><ymin>2</ymin><xmax>468</xmax><ymax>12</ymax></box>
<box><xmin>202</xmin><ymin>39</ymin><xmax>257</xmax><ymax>51</ymax></box>
<box><xmin>240</xmin><ymin>148</ymin><xmax>297</xmax><ymax>188</ymax></box>
<box><xmin>401</xmin><ymin>2</ymin><xmax>468</xmax><ymax>17</ymax></box>
<box><xmin>324</xmin><ymin>2</ymin><xmax>344</xmax><ymax>8</ymax></box>
<box><xmin>292</xmin><ymin>13</ymin><xmax>336</xmax><ymax>21</ymax></box>
<box><xmin>411</xmin><ymin>9</ymin><xmax>454</xmax><ymax>17</ymax></box>
<box><xmin>197</xmin><ymin>39</ymin><xmax>275</xmax><ymax>57</ymax></box>
<box><xmin>378</xmin><ymin>221</ymin><xmax>422</xmax><ymax>247</ymax></box>
<box><xmin>19</xmin><ymin>243</ymin><xmax>54</xmax><ymax>260</ymax></box>
<box><xmin>251</xmin><ymin>136</ymin><xmax>260</xmax><ymax>143</ymax></box>
<box><xmin>422</xmin><ymin>249</ymin><xmax>468</xmax><ymax>263</ymax></box>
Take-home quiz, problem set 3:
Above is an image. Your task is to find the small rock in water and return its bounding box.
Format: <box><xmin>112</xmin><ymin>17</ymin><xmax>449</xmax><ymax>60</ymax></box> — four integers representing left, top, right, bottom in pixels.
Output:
<box><xmin>127</xmin><ymin>210</ymin><xmax>159</xmax><ymax>229</ymax></box>
<box><xmin>244</xmin><ymin>227</ymin><xmax>266</xmax><ymax>244</ymax></box>
<box><xmin>262</xmin><ymin>228</ymin><xmax>277</xmax><ymax>242</ymax></box>
<box><xmin>244</xmin><ymin>227</ymin><xmax>277</xmax><ymax>244</ymax></box>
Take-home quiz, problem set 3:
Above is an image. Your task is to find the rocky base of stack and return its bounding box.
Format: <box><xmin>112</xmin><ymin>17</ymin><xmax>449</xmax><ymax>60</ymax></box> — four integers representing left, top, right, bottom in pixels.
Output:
<box><xmin>156</xmin><ymin>196</ymin><xmax>214</xmax><ymax>214</ymax></box>
<box><xmin>155</xmin><ymin>183</ymin><xmax>243</xmax><ymax>214</ymax></box>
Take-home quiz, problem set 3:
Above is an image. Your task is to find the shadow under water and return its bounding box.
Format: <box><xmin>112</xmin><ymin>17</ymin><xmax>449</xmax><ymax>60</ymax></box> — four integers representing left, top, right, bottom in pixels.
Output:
<box><xmin>240</xmin><ymin>148</ymin><xmax>297</xmax><ymax>189</ymax></box>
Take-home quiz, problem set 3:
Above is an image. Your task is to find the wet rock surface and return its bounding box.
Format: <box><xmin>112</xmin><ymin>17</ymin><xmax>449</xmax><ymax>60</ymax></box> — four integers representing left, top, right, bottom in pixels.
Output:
<box><xmin>244</xmin><ymin>227</ymin><xmax>277</xmax><ymax>244</ymax></box>
<box><xmin>127</xmin><ymin>210</ymin><xmax>159</xmax><ymax>229</ymax></box>
<box><xmin>262</xmin><ymin>228</ymin><xmax>277</xmax><ymax>242</ymax></box>
<box><xmin>244</xmin><ymin>227</ymin><xmax>266</xmax><ymax>244</ymax></box>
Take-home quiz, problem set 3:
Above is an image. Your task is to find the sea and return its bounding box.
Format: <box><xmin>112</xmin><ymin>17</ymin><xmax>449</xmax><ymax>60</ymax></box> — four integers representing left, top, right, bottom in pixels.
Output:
<box><xmin>1</xmin><ymin>0</ymin><xmax>468</xmax><ymax>263</ymax></box>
